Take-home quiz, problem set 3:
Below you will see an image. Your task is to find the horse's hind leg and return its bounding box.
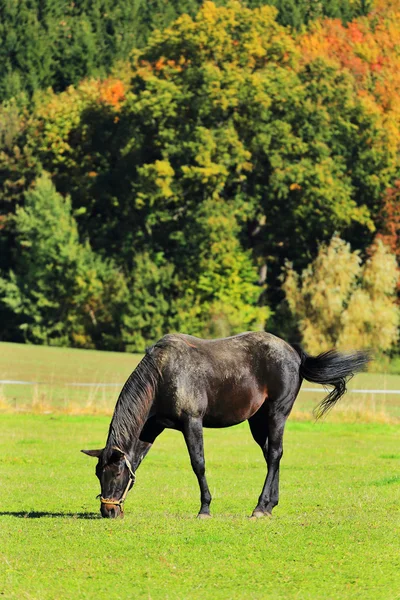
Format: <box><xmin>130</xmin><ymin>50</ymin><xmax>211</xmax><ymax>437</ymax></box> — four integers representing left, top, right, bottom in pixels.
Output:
<box><xmin>249</xmin><ymin>397</ymin><xmax>294</xmax><ymax>518</ymax></box>
<box><xmin>248</xmin><ymin>403</ymin><xmax>271</xmax><ymax>516</ymax></box>
<box><xmin>182</xmin><ymin>416</ymin><xmax>212</xmax><ymax>518</ymax></box>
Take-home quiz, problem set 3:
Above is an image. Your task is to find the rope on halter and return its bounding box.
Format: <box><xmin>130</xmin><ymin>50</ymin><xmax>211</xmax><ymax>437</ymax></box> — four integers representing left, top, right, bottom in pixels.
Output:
<box><xmin>100</xmin><ymin>446</ymin><xmax>136</xmax><ymax>508</ymax></box>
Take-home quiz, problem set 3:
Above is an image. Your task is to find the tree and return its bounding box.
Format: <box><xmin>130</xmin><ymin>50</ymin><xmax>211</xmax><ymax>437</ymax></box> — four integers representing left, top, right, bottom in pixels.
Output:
<box><xmin>256</xmin><ymin>0</ymin><xmax>372</xmax><ymax>28</ymax></box>
<box><xmin>172</xmin><ymin>198</ymin><xmax>269</xmax><ymax>337</ymax></box>
<box><xmin>0</xmin><ymin>0</ymin><xmax>155</xmax><ymax>101</ymax></box>
<box><xmin>118</xmin><ymin>252</ymin><xmax>177</xmax><ymax>352</ymax></box>
<box><xmin>0</xmin><ymin>0</ymin><xmax>55</xmax><ymax>100</ymax></box>
<box><xmin>0</xmin><ymin>0</ymin><xmax>377</xmax><ymax>103</ymax></box>
<box><xmin>283</xmin><ymin>236</ymin><xmax>399</xmax><ymax>355</ymax></box>
<box><xmin>0</xmin><ymin>174</ymin><xmax>124</xmax><ymax>347</ymax></box>
<box><xmin>30</xmin><ymin>3</ymin><xmax>394</xmax><ymax>277</ymax></box>
<box><xmin>1</xmin><ymin>1</ymin><xmax>399</xmax><ymax>350</ymax></box>
<box><xmin>0</xmin><ymin>96</ymin><xmax>42</xmax><ymax>273</ymax></box>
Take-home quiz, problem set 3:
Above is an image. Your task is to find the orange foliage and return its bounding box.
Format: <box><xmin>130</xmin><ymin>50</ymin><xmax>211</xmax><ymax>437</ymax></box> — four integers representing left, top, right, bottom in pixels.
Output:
<box><xmin>299</xmin><ymin>11</ymin><xmax>400</xmax><ymax>116</ymax></box>
<box><xmin>374</xmin><ymin>0</ymin><xmax>399</xmax><ymax>12</ymax></box>
<box><xmin>155</xmin><ymin>57</ymin><xmax>165</xmax><ymax>71</ymax></box>
<box><xmin>98</xmin><ymin>79</ymin><xmax>126</xmax><ymax>108</ymax></box>
<box><xmin>140</xmin><ymin>56</ymin><xmax>184</xmax><ymax>77</ymax></box>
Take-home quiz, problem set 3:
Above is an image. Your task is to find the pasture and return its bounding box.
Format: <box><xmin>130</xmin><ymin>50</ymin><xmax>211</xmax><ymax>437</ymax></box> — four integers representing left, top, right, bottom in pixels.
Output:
<box><xmin>0</xmin><ymin>342</ymin><xmax>399</xmax><ymax>599</ymax></box>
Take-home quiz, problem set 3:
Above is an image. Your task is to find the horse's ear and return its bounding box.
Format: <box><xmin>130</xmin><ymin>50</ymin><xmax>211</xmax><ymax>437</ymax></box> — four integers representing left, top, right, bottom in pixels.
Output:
<box><xmin>109</xmin><ymin>446</ymin><xmax>125</xmax><ymax>461</ymax></box>
<box><xmin>81</xmin><ymin>448</ymin><xmax>103</xmax><ymax>458</ymax></box>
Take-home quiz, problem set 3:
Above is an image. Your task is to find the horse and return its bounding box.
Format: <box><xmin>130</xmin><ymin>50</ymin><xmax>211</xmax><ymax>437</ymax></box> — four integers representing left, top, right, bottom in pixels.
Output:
<box><xmin>82</xmin><ymin>331</ymin><xmax>369</xmax><ymax>519</ymax></box>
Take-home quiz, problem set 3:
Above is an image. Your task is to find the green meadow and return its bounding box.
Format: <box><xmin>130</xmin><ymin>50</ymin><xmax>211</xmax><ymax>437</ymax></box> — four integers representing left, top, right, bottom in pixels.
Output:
<box><xmin>0</xmin><ymin>342</ymin><xmax>142</xmax><ymax>413</ymax></box>
<box><xmin>0</xmin><ymin>343</ymin><xmax>399</xmax><ymax>599</ymax></box>
<box><xmin>1</xmin><ymin>416</ymin><xmax>399</xmax><ymax>599</ymax></box>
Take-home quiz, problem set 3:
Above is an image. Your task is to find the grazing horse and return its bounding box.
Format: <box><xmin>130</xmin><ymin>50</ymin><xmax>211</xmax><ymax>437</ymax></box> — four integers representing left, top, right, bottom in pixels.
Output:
<box><xmin>82</xmin><ymin>332</ymin><xmax>368</xmax><ymax>519</ymax></box>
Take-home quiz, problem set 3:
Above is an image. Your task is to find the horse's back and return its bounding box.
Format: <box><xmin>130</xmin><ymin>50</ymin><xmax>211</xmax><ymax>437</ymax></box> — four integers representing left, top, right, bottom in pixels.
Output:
<box><xmin>154</xmin><ymin>330</ymin><xmax>295</xmax><ymax>352</ymax></box>
<box><xmin>151</xmin><ymin>332</ymin><xmax>301</xmax><ymax>426</ymax></box>
<box><xmin>154</xmin><ymin>331</ymin><xmax>299</xmax><ymax>372</ymax></box>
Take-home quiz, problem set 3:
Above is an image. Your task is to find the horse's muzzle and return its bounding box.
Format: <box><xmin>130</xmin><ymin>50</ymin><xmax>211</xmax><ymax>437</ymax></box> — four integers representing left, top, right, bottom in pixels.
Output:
<box><xmin>100</xmin><ymin>503</ymin><xmax>123</xmax><ymax>519</ymax></box>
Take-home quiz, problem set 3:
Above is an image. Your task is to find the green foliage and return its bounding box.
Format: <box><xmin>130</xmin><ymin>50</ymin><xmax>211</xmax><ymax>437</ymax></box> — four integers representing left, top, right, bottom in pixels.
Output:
<box><xmin>283</xmin><ymin>236</ymin><xmax>399</xmax><ymax>355</ymax></box>
<box><xmin>0</xmin><ymin>97</ymin><xmax>41</xmax><ymax>226</ymax></box>
<box><xmin>172</xmin><ymin>199</ymin><xmax>269</xmax><ymax>338</ymax></box>
<box><xmin>118</xmin><ymin>252</ymin><xmax>177</xmax><ymax>352</ymax></box>
<box><xmin>135</xmin><ymin>4</ymin><xmax>391</xmax><ymax>280</ymax></box>
<box><xmin>30</xmin><ymin>3</ymin><xmax>392</xmax><ymax>297</ymax></box>
<box><xmin>259</xmin><ymin>0</ymin><xmax>372</xmax><ymax>28</ymax></box>
<box><xmin>0</xmin><ymin>0</ymin><xmax>53</xmax><ymax>100</ymax></box>
<box><xmin>0</xmin><ymin>0</ymin><xmax>146</xmax><ymax>101</ymax></box>
<box><xmin>0</xmin><ymin>175</ymin><xmax>124</xmax><ymax>347</ymax></box>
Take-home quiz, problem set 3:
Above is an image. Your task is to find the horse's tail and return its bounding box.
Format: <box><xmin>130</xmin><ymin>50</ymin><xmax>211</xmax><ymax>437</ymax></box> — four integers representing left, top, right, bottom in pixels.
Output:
<box><xmin>293</xmin><ymin>346</ymin><xmax>370</xmax><ymax>418</ymax></box>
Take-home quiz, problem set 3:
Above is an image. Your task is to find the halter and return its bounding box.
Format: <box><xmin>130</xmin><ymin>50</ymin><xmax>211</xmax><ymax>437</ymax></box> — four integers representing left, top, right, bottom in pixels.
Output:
<box><xmin>99</xmin><ymin>446</ymin><xmax>136</xmax><ymax>509</ymax></box>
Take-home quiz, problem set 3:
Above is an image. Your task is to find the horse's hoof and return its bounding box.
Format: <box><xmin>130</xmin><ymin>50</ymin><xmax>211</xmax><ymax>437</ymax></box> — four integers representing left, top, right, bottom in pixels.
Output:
<box><xmin>197</xmin><ymin>513</ymin><xmax>212</xmax><ymax>519</ymax></box>
<box><xmin>251</xmin><ymin>510</ymin><xmax>265</xmax><ymax>519</ymax></box>
<box><xmin>250</xmin><ymin>510</ymin><xmax>271</xmax><ymax>519</ymax></box>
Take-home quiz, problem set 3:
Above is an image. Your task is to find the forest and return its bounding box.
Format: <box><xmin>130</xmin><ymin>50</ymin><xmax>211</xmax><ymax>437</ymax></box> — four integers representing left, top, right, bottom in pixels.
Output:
<box><xmin>0</xmin><ymin>0</ymin><xmax>399</xmax><ymax>355</ymax></box>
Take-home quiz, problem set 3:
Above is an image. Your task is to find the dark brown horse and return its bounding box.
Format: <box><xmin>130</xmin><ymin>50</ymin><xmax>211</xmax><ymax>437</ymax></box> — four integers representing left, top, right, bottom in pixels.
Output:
<box><xmin>82</xmin><ymin>332</ymin><xmax>368</xmax><ymax>518</ymax></box>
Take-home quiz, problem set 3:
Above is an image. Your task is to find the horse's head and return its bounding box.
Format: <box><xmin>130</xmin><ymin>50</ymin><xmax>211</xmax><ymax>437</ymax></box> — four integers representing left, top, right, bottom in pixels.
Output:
<box><xmin>81</xmin><ymin>446</ymin><xmax>135</xmax><ymax>519</ymax></box>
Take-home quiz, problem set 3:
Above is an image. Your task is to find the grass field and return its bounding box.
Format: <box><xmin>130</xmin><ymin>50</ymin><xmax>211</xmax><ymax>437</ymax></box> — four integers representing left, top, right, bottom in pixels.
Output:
<box><xmin>0</xmin><ymin>342</ymin><xmax>399</xmax><ymax>599</ymax></box>
<box><xmin>1</xmin><ymin>415</ymin><xmax>399</xmax><ymax>599</ymax></box>
<box><xmin>0</xmin><ymin>342</ymin><xmax>142</xmax><ymax>413</ymax></box>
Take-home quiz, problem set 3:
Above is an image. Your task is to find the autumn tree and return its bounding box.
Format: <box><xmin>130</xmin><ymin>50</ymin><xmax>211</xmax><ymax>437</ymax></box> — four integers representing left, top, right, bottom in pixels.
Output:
<box><xmin>1</xmin><ymin>2</ymin><xmax>399</xmax><ymax>350</ymax></box>
<box><xmin>28</xmin><ymin>3</ymin><xmax>395</xmax><ymax>282</ymax></box>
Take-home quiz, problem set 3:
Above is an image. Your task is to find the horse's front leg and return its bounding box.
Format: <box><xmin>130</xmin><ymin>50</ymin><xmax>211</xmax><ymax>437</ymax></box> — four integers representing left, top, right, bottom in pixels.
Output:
<box><xmin>182</xmin><ymin>416</ymin><xmax>212</xmax><ymax>518</ymax></box>
<box><xmin>135</xmin><ymin>415</ymin><xmax>165</xmax><ymax>468</ymax></box>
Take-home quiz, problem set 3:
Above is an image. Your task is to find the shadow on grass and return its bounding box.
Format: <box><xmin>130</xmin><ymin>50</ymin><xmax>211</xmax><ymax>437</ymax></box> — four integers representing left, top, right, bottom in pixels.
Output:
<box><xmin>0</xmin><ymin>511</ymin><xmax>100</xmax><ymax>519</ymax></box>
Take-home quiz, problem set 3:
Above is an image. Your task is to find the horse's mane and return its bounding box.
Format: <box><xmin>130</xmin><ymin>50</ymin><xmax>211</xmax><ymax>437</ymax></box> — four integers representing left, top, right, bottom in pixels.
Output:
<box><xmin>106</xmin><ymin>346</ymin><xmax>161</xmax><ymax>453</ymax></box>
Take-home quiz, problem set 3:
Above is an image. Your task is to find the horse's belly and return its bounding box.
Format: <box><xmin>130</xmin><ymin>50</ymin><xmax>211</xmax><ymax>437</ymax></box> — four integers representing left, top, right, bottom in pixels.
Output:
<box><xmin>203</xmin><ymin>387</ymin><xmax>266</xmax><ymax>428</ymax></box>
<box><xmin>202</xmin><ymin>414</ymin><xmax>254</xmax><ymax>428</ymax></box>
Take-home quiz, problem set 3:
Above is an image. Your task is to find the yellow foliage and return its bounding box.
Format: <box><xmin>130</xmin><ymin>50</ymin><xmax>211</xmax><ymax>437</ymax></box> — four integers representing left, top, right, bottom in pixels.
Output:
<box><xmin>362</xmin><ymin>239</ymin><xmax>399</xmax><ymax>298</ymax></box>
<box><xmin>283</xmin><ymin>236</ymin><xmax>399</xmax><ymax>355</ymax></box>
<box><xmin>137</xmin><ymin>160</ymin><xmax>176</xmax><ymax>203</ymax></box>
